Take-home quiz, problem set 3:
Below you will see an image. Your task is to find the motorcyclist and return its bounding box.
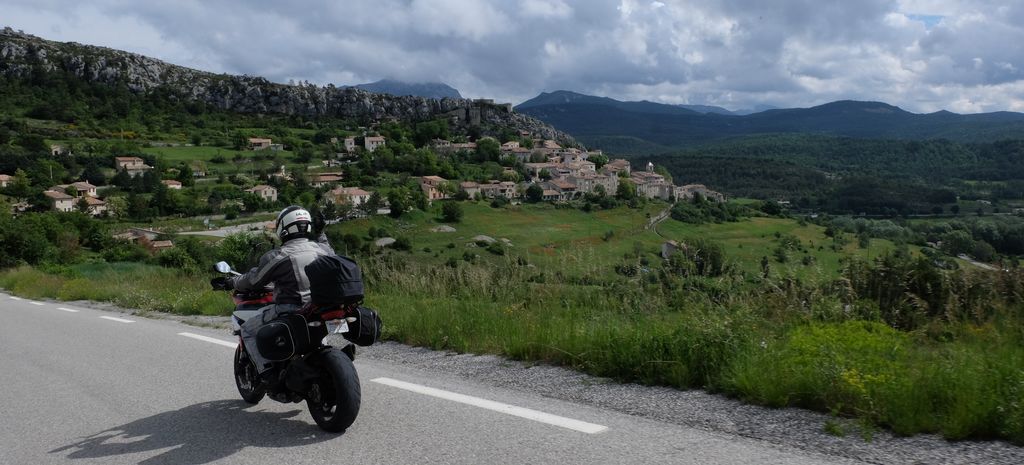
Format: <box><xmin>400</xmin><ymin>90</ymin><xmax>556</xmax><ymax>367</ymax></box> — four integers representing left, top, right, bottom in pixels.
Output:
<box><xmin>223</xmin><ymin>205</ymin><xmax>335</xmax><ymax>380</ymax></box>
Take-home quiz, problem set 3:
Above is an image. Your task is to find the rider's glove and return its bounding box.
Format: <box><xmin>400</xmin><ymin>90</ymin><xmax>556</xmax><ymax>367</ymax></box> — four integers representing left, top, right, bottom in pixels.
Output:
<box><xmin>210</xmin><ymin>276</ymin><xmax>232</xmax><ymax>290</ymax></box>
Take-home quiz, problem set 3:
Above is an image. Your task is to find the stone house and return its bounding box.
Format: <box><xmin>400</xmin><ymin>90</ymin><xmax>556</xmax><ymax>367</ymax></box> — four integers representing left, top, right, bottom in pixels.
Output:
<box><xmin>115</xmin><ymin>157</ymin><xmax>153</xmax><ymax>177</ymax></box>
<box><xmin>329</xmin><ymin>186</ymin><xmax>372</xmax><ymax>207</ymax></box>
<box><xmin>524</xmin><ymin>162</ymin><xmax>559</xmax><ymax>181</ymax></box>
<box><xmin>548</xmin><ymin>179</ymin><xmax>579</xmax><ymax>201</ymax></box>
<box><xmin>364</xmin><ymin>136</ymin><xmax>386</xmax><ymax>152</ymax></box>
<box><xmin>567</xmin><ymin>173</ymin><xmax>619</xmax><ymax>195</ymax></box>
<box><xmin>83</xmin><ymin>196</ymin><xmax>107</xmax><ymax>216</ymax></box>
<box><xmin>630</xmin><ymin>171</ymin><xmax>669</xmax><ymax>200</ymax></box>
<box><xmin>676</xmin><ymin>184</ymin><xmax>725</xmax><ymax>202</ymax></box>
<box><xmin>343</xmin><ymin>137</ymin><xmax>357</xmax><ymax>153</ymax></box>
<box><xmin>162</xmin><ymin>180</ymin><xmax>183</xmax><ymax>190</ymax></box>
<box><xmin>478</xmin><ymin>181</ymin><xmax>518</xmax><ymax>199</ymax></box>
<box><xmin>459</xmin><ymin>181</ymin><xmax>481</xmax><ymax>198</ymax></box>
<box><xmin>248</xmin><ymin>138</ymin><xmax>273</xmax><ymax>150</ymax></box>
<box><xmin>602</xmin><ymin>159</ymin><xmax>631</xmax><ymax>177</ymax></box>
<box><xmin>0</xmin><ymin>174</ymin><xmax>11</xmax><ymax>188</ymax></box>
<box><xmin>247</xmin><ymin>185</ymin><xmax>278</xmax><ymax>202</ymax></box>
<box><xmin>419</xmin><ymin>175</ymin><xmax>450</xmax><ymax>201</ymax></box>
<box><xmin>52</xmin><ymin>181</ymin><xmax>98</xmax><ymax>198</ymax></box>
<box><xmin>44</xmin><ymin>190</ymin><xmax>75</xmax><ymax>212</ymax></box>
<box><xmin>310</xmin><ymin>172</ymin><xmax>344</xmax><ymax>188</ymax></box>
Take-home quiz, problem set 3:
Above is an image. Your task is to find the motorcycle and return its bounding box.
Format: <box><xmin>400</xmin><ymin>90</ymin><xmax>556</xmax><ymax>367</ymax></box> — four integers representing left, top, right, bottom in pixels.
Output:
<box><xmin>212</xmin><ymin>261</ymin><xmax>361</xmax><ymax>433</ymax></box>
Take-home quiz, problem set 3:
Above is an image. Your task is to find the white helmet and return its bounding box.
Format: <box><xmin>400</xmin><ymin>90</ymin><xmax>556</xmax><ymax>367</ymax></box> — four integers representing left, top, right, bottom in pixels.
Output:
<box><xmin>276</xmin><ymin>206</ymin><xmax>313</xmax><ymax>242</ymax></box>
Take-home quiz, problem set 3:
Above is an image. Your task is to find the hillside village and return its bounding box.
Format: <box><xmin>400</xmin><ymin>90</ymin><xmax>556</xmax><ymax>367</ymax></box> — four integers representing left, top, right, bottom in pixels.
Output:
<box><xmin>3</xmin><ymin>127</ymin><xmax>725</xmax><ymax>235</ymax></box>
<box><xmin>8</xmin><ymin>134</ymin><xmax>723</xmax><ymax>216</ymax></box>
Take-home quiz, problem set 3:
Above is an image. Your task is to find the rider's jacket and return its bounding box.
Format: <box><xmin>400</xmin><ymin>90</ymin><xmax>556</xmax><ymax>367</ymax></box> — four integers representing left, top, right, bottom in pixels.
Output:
<box><xmin>232</xmin><ymin>234</ymin><xmax>335</xmax><ymax>305</ymax></box>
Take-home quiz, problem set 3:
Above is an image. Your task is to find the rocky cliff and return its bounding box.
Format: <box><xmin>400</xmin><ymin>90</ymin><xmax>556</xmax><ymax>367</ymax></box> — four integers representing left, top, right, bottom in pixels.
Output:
<box><xmin>0</xmin><ymin>28</ymin><xmax>574</xmax><ymax>143</ymax></box>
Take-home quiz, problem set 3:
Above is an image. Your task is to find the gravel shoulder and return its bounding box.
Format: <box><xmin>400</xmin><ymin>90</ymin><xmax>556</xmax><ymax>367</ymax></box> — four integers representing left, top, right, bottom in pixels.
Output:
<box><xmin>59</xmin><ymin>299</ymin><xmax>1024</xmax><ymax>465</ymax></box>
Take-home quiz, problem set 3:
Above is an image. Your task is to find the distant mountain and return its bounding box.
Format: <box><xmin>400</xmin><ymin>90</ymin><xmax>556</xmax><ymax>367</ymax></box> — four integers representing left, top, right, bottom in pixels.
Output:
<box><xmin>355</xmin><ymin>79</ymin><xmax>462</xmax><ymax>99</ymax></box>
<box><xmin>519</xmin><ymin>91</ymin><xmax>699</xmax><ymax>116</ymax></box>
<box><xmin>0</xmin><ymin>29</ymin><xmax>574</xmax><ymax>143</ymax></box>
<box><xmin>677</xmin><ymin>104</ymin><xmax>736</xmax><ymax>115</ymax></box>
<box><xmin>516</xmin><ymin>91</ymin><xmax>1024</xmax><ymax>154</ymax></box>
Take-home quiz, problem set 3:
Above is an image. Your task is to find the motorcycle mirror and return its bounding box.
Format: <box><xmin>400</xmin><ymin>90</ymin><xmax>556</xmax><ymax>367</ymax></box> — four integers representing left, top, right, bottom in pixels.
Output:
<box><xmin>215</xmin><ymin>261</ymin><xmax>232</xmax><ymax>274</ymax></box>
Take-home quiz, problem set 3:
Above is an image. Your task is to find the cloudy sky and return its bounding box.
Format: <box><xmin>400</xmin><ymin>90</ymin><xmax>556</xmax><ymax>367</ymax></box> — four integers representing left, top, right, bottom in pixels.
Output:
<box><xmin>4</xmin><ymin>0</ymin><xmax>1023</xmax><ymax>113</ymax></box>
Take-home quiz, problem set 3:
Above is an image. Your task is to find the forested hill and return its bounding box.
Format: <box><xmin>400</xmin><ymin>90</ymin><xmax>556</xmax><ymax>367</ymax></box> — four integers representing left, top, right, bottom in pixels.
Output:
<box><xmin>642</xmin><ymin>134</ymin><xmax>1024</xmax><ymax>214</ymax></box>
<box><xmin>516</xmin><ymin>90</ymin><xmax>1024</xmax><ymax>153</ymax></box>
<box><xmin>0</xmin><ymin>28</ymin><xmax>572</xmax><ymax>143</ymax></box>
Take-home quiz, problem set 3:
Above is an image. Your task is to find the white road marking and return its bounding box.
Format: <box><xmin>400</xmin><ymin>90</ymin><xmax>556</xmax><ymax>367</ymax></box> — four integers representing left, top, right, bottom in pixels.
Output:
<box><xmin>371</xmin><ymin>377</ymin><xmax>609</xmax><ymax>434</ymax></box>
<box><xmin>57</xmin><ymin>307</ymin><xmax>80</xmax><ymax>313</ymax></box>
<box><xmin>29</xmin><ymin>301</ymin><xmax>45</xmax><ymax>306</ymax></box>
<box><xmin>178</xmin><ymin>332</ymin><xmax>237</xmax><ymax>349</ymax></box>
<box><xmin>99</xmin><ymin>316</ymin><xmax>134</xmax><ymax>324</ymax></box>
<box><xmin>10</xmin><ymin>296</ymin><xmax>22</xmax><ymax>301</ymax></box>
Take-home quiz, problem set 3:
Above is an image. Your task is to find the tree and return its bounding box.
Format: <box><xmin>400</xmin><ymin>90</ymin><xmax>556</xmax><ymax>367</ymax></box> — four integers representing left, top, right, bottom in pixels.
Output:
<box><xmin>76</xmin><ymin>197</ymin><xmax>90</xmax><ymax>214</ymax></box>
<box><xmin>441</xmin><ymin>202</ymin><xmax>463</xmax><ymax>223</ymax></box>
<box><xmin>82</xmin><ymin>163</ymin><xmax>107</xmax><ymax>186</ymax></box>
<box><xmin>525</xmin><ymin>184</ymin><xmax>544</xmax><ymax>203</ymax></box>
<box><xmin>616</xmin><ymin>179</ymin><xmax>636</xmax><ymax>200</ymax></box>
<box><xmin>476</xmin><ymin>138</ymin><xmax>500</xmax><ymax>162</ymax></box>
<box><xmin>361</xmin><ymin>191</ymin><xmax>383</xmax><ymax>216</ymax></box>
<box><xmin>589</xmin><ymin>153</ymin><xmax>609</xmax><ymax>169</ymax></box>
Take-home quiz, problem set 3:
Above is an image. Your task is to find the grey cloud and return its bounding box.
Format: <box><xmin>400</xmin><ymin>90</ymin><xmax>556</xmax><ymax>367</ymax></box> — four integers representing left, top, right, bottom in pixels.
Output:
<box><xmin>2</xmin><ymin>0</ymin><xmax>1023</xmax><ymax>112</ymax></box>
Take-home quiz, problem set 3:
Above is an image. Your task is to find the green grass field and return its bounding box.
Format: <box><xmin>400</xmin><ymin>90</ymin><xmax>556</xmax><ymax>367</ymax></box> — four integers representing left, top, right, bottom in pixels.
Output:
<box><xmin>329</xmin><ymin>202</ymin><xmax>902</xmax><ymax>280</ymax></box>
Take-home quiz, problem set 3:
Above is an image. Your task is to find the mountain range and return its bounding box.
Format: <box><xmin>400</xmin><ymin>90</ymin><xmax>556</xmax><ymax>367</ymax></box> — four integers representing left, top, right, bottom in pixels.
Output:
<box><xmin>354</xmin><ymin>79</ymin><xmax>462</xmax><ymax>99</ymax></box>
<box><xmin>0</xmin><ymin>28</ymin><xmax>572</xmax><ymax>143</ymax></box>
<box><xmin>516</xmin><ymin>90</ymin><xmax>1024</xmax><ymax>154</ymax></box>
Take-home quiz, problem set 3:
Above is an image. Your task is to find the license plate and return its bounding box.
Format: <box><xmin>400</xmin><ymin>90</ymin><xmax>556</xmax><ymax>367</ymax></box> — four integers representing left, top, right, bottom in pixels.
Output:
<box><xmin>325</xmin><ymin>320</ymin><xmax>349</xmax><ymax>334</ymax></box>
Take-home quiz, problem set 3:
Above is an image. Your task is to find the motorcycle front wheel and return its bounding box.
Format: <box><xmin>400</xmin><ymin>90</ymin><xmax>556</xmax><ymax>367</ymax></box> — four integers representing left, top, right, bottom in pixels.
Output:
<box><xmin>307</xmin><ymin>348</ymin><xmax>361</xmax><ymax>433</ymax></box>
<box><xmin>234</xmin><ymin>344</ymin><xmax>266</xmax><ymax>404</ymax></box>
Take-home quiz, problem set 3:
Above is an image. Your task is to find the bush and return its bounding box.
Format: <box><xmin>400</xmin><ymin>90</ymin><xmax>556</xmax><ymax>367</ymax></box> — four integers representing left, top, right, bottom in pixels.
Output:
<box><xmin>441</xmin><ymin>202</ymin><xmax>463</xmax><ymax>223</ymax></box>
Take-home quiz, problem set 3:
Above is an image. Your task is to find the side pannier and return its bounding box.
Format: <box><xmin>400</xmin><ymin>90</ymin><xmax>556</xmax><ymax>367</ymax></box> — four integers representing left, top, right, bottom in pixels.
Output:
<box><xmin>256</xmin><ymin>313</ymin><xmax>318</xmax><ymax>361</ymax></box>
<box><xmin>343</xmin><ymin>306</ymin><xmax>382</xmax><ymax>347</ymax></box>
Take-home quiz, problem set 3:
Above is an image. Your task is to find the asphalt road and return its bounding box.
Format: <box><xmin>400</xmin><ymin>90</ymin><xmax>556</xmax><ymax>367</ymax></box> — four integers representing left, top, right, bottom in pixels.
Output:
<box><xmin>0</xmin><ymin>293</ymin><xmax>860</xmax><ymax>465</ymax></box>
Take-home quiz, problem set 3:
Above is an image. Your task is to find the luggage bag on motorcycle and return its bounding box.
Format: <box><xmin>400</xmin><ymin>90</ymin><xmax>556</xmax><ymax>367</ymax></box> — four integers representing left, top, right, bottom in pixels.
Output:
<box><xmin>305</xmin><ymin>255</ymin><xmax>364</xmax><ymax>305</ymax></box>
<box><xmin>256</xmin><ymin>313</ymin><xmax>322</xmax><ymax>361</ymax></box>
<box><xmin>343</xmin><ymin>306</ymin><xmax>382</xmax><ymax>347</ymax></box>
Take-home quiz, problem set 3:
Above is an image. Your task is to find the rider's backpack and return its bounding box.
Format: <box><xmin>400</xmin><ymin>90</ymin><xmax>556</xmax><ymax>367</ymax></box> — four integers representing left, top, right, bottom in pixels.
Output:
<box><xmin>305</xmin><ymin>254</ymin><xmax>364</xmax><ymax>305</ymax></box>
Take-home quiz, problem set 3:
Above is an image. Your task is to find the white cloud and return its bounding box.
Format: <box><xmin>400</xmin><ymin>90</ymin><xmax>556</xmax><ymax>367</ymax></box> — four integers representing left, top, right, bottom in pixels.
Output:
<box><xmin>0</xmin><ymin>0</ymin><xmax>1021</xmax><ymax>113</ymax></box>
<box><xmin>520</xmin><ymin>0</ymin><xmax>574</xmax><ymax>19</ymax></box>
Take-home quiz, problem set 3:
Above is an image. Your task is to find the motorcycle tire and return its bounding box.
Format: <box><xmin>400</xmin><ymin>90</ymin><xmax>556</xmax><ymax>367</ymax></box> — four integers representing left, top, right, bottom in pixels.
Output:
<box><xmin>307</xmin><ymin>348</ymin><xmax>361</xmax><ymax>433</ymax></box>
<box><xmin>234</xmin><ymin>344</ymin><xmax>266</xmax><ymax>404</ymax></box>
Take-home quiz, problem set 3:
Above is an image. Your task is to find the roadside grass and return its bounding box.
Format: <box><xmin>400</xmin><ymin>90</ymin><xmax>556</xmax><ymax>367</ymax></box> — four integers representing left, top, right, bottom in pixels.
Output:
<box><xmin>3</xmin><ymin>256</ymin><xmax>1023</xmax><ymax>444</ymax></box>
<box><xmin>0</xmin><ymin>263</ymin><xmax>231</xmax><ymax>315</ymax></box>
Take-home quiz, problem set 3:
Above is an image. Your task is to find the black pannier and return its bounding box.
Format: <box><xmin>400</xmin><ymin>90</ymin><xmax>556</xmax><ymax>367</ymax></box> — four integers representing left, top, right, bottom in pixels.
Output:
<box><xmin>256</xmin><ymin>313</ymin><xmax>321</xmax><ymax>361</ymax></box>
<box><xmin>343</xmin><ymin>306</ymin><xmax>382</xmax><ymax>347</ymax></box>
<box><xmin>305</xmin><ymin>255</ymin><xmax>364</xmax><ymax>305</ymax></box>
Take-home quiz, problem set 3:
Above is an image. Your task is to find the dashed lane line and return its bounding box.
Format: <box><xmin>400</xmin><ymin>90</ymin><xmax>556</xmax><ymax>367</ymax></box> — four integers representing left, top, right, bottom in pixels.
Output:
<box><xmin>10</xmin><ymin>296</ymin><xmax>23</xmax><ymax>301</ymax></box>
<box><xmin>99</xmin><ymin>316</ymin><xmax>134</xmax><ymax>324</ymax></box>
<box><xmin>178</xmin><ymin>332</ymin><xmax>237</xmax><ymax>349</ymax></box>
<box><xmin>56</xmin><ymin>307</ymin><xmax>80</xmax><ymax>313</ymax></box>
<box><xmin>371</xmin><ymin>377</ymin><xmax>609</xmax><ymax>434</ymax></box>
<box><xmin>29</xmin><ymin>301</ymin><xmax>45</xmax><ymax>306</ymax></box>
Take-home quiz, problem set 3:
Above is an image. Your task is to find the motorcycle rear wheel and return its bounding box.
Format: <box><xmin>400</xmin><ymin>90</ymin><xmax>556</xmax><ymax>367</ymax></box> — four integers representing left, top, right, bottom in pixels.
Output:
<box><xmin>307</xmin><ymin>348</ymin><xmax>361</xmax><ymax>433</ymax></box>
<box><xmin>234</xmin><ymin>344</ymin><xmax>266</xmax><ymax>404</ymax></box>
